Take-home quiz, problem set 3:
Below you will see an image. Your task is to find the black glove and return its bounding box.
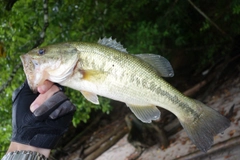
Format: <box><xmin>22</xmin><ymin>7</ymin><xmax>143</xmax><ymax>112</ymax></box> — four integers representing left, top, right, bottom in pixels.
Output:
<box><xmin>11</xmin><ymin>81</ymin><xmax>76</xmax><ymax>149</ymax></box>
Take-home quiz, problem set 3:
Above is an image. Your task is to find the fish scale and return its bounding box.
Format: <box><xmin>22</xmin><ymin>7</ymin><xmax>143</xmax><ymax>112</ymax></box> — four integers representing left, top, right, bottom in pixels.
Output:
<box><xmin>79</xmin><ymin>47</ymin><xmax>218</xmax><ymax>123</ymax></box>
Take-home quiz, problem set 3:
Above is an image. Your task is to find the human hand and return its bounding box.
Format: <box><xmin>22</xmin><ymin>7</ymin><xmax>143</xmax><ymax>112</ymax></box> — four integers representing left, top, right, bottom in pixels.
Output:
<box><xmin>11</xmin><ymin>81</ymin><xmax>76</xmax><ymax>150</ymax></box>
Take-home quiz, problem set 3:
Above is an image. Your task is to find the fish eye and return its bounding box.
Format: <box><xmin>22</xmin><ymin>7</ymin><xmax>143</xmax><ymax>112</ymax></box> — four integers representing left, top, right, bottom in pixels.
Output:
<box><xmin>38</xmin><ymin>49</ymin><xmax>45</xmax><ymax>55</ymax></box>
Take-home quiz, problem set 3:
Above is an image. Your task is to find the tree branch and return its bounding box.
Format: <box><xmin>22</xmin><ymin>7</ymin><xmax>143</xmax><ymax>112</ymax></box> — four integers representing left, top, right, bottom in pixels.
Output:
<box><xmin>33</xmin><ymin>0</ymin><xmax>49</xmax><ymax>48</ymax></box>
<box><xmin>187</xmin><ymin>0</ymin><xmax>232</xmax><ymax>40</ymax></box>
<box><xmin>0</xmin><ymin>63</ymin><xmax>22</xmax><ymax>93</ymax></box>
<box><xmin>84</xmin><ymin>125</ymin><xmax>128</xmax><ymax>160</ymax></box>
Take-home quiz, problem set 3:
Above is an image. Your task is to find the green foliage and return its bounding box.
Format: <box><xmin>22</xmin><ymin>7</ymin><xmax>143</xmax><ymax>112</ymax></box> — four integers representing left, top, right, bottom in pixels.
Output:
<box><xmin>65</xmin><ymin>88</ymin><xmax>111</xmax><ymax>126</ymax></box>
<box><xmin>233</xmin><ymin>5</ymin><xmax>240</xmax><ymax>14</ymax></box>
<box><xmin>0</xmin><ymin>0</ymin><xmax>240</xmax><ymax>157</ymax></box>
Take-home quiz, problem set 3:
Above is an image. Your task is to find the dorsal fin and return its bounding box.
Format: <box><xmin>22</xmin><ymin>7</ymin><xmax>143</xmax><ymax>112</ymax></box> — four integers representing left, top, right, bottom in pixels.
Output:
<box><xmin>135</xmin><ymin>54</ymin><xmax>174</xmax><ymax>77</ymax></box>
<box><xmin>98</xmin><ymin>37</ymin><xmax>128</xmax><ymax>53</ymax></box>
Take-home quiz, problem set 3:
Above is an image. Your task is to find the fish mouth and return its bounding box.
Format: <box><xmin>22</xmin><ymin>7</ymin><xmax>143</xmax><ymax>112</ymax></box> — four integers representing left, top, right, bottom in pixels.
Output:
<box><xmin>20</xmin><ymin>54</ymin><xmax>30</xmax><ymax>68</ymax></box>
<box><xmin>20</xmin><ymin>54</ymin><xmax>38</xmax><ymax>92</ymax></box>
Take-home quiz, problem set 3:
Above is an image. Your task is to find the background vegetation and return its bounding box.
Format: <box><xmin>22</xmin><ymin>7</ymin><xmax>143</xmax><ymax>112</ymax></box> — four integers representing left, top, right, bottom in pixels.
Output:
<box><xmin>0</xmin><ymin>0</ymin><xmax>240</xmax><ymax>157</ymax></box>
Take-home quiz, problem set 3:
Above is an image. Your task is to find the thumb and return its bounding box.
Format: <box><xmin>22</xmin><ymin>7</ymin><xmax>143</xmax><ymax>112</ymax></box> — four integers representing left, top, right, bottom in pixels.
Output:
<box><xmin>30</xmin><ymin>85</ymin><xmax>60</xmax><ymax>112</ymax></box>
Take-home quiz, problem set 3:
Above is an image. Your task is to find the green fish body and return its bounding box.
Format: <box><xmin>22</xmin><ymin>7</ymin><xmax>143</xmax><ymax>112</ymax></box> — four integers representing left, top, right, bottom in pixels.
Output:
<box><xmin>20</xmin><ymin>38</ymin><xmax>230</xmax><ymax>152</ymax></box>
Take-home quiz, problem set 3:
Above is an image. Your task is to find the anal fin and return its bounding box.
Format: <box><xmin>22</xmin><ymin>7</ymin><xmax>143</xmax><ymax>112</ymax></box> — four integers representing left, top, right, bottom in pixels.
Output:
<box><xmin>127</xmin><ymin>104</ymin><xmax>160</xmax><ymax>123</ymax></box>
<box><xmin>81</xmin><ymin>91</ymin><xmax>99</xmax><ymax>105</ymax></box>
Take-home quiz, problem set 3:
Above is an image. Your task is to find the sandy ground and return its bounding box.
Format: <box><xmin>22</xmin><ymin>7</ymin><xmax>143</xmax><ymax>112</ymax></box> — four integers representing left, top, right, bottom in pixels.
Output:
<box><xmin>97</xmin><ymin>77</ymin><xmax>240</xmax><ymax>160</ymax></box>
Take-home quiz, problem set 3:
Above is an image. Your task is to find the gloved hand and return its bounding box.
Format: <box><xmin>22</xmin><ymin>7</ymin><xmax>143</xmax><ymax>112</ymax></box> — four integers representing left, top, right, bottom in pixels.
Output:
<box><xmin>11</xmin><ymin>81</ymin><xmax>76</xmax><ymax>149</ymax></box>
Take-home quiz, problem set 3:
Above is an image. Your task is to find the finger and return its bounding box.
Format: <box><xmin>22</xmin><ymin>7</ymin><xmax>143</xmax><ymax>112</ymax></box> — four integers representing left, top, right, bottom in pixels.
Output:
<box><xmin>30</xmin><ymin>84</ymin><xmax>59</xmax><ymax>112</ymax></box>
<box><xmin>37</xmin><ymin>80</ymin><xmax>54</xmax><ymax>94</ymax></box>
<box><xmin>33</xmin><ymin>91</ymin><xmax>69</xmax><ymax>119</ymax></box>
<box><xmin>49</xmin><ymin>100</ymin><xmax>76</xmax><ymax>119</ymax></box>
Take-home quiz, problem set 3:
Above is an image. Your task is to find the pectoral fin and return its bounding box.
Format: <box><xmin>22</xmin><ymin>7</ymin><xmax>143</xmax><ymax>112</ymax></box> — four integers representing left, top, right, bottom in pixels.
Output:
<box><xmin>126</xmin><ymin>104</ymin><xmax>160</xmax><ymax>123</ymax></box>
<box><xmin>81</xmin><ymin>91</ymin><xmax>99</xmax><ymax>105</ymax></box>
<box><xmin>135</xmin><ymin>54</ymin><xmax>174</xmax><ymax>77</ymax></box>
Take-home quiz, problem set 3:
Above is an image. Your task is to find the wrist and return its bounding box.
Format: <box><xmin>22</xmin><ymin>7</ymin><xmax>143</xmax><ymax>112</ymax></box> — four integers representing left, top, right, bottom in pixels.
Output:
<box><xmin>2</xmin><ymin>151</ymin><xmax>48</xmax><ymax>160</ymax></box>
<box><xmin>7</xmin><ymin>142</ymin><xmax>51</xmax><ymax>158</ymax></box>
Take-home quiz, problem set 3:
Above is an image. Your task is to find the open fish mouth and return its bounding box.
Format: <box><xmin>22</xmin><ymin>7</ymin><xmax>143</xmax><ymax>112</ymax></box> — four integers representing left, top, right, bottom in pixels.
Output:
<box><xmin>20</xmin><ymin>54</ymin><xmax>38</xmax><ymax>92</ymax></box>
<box><xmin>20</xmin><ymin>54</ymin><xmax>30</xmax><ymax>67</ymax></box>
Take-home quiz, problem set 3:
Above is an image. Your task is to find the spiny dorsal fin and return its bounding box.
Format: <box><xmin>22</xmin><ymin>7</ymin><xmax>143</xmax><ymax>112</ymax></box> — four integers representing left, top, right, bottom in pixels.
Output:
<box><xmin>135</xmin><ymin>54</ymin><xmax>174</xmax><ymax>77</ymax></box>
<box><xmin>98</xmin><ymin>37</ymin><xmax>128</xmax><ymax>53</ymax></box>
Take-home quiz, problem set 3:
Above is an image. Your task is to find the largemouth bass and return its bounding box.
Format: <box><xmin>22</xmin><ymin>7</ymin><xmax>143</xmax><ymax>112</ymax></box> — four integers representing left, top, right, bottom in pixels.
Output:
<box><xmin>20</xmin><ymin>37</ymin><xmax>230</xmax><ymax>152</ymax></box>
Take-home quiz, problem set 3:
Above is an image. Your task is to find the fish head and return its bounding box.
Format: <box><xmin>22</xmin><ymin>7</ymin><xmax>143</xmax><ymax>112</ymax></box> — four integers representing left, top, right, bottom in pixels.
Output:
<box><xmin>20</xmin><ymin>43</ymin><xmax>79</xmax><ymax>91</ymax></box>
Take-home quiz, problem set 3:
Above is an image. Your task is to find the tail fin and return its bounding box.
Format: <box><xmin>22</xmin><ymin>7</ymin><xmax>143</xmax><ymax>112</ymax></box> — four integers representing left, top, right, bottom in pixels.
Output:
<box><xmin>179</xmin><ymin>100</ymin><xmax>230</xmax><ymax>152</ymax></box>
